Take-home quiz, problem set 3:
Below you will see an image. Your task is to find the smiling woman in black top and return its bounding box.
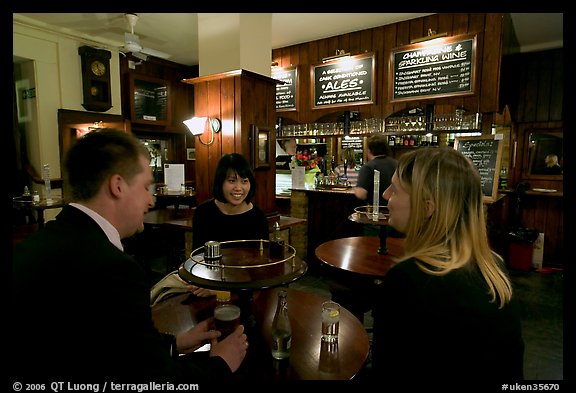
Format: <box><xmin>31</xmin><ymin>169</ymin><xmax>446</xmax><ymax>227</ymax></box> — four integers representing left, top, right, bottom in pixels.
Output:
<box><xmin>192</xmin><ymin>153</ymin><xmax>270</xmax><ymax>250</ymax></box>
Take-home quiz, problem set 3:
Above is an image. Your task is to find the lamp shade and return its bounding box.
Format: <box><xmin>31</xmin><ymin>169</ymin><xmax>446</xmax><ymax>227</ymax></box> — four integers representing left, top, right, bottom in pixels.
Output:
<box><xmin>183</xmin><ymin>117</ymin><xmax>208</xmax><ymax>136</ymax></box>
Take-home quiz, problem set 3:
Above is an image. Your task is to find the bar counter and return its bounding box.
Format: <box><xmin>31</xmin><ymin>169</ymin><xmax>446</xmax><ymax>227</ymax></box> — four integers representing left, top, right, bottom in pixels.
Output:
<box><xmin>289</xmin><ymin>187</ymin><xmax>364</xmax><ymax>270</ymax></box>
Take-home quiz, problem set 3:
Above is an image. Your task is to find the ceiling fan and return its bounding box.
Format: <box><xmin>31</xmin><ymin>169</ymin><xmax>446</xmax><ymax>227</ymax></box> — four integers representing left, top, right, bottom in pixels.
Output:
<box><xmin>121</xmin><ymin>13</ymin><xmax>171</xmax><ymax>61</ymax></box>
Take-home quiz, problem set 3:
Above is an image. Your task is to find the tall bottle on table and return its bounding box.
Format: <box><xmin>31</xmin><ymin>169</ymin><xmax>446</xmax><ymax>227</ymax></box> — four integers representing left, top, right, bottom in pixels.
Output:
<box><xmin>271</xmin><ymin>288</ymin><xmax>291</xmax><ymax>360</ymax></box>
<box><xmin>43</xmin><ymin>164</ymin><xmax>53</xmax><ymax>204</ymax></box>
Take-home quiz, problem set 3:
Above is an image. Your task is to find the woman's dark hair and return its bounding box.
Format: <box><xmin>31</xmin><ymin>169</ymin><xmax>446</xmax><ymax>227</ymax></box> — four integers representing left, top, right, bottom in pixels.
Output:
<box><xmin>212</xmin><ymin>153</ymin><xmax>256</xmax><ymax>204</ymax></box>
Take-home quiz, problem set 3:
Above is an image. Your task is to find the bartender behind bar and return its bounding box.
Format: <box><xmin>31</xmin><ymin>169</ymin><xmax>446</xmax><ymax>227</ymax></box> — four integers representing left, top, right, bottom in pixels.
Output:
<box><xmin>275</xmin><ymin>138</ymin><xmax>297</xmax><ymax>169</ymax></box>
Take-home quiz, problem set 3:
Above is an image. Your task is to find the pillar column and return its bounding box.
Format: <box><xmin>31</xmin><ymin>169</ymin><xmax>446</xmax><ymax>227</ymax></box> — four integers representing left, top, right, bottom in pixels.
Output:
<box><xmin>197</xmin><ymin>13</ymin><xmax>272</xmax><ymax>77</ymax></box>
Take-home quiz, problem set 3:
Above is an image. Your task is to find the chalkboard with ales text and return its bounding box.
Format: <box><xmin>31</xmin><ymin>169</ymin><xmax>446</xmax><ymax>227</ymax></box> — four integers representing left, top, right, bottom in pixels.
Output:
<box><xmin>272</xmin><ymin>66</ymin><xmax>297</xmax><ymax>111</ymax></box>
<box><xmin>454</xmin><ymin>135</ymin><xmax>503</xmax><ymax>202</ymax></box>
<box><xmin>389</xmin><ymin>34</ymin><xmax>477</xmax><ymax>103</ymax></box>
<box><xmin>312</xmin><ymin>52</ymin><xmax>375</xmax><ymax>109</ymax></box>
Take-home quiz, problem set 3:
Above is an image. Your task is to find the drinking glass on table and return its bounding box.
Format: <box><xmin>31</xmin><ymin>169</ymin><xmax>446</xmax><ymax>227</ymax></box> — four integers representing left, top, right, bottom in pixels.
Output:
<box><xmin>321</xmin><ymin>301</ymin><xmax>340</xmax><ymax>342</ymax></box>
<box><xmin>213</xmin><ymin>304</ymin><xmax>241</xmax><ymax>341</ymax></box>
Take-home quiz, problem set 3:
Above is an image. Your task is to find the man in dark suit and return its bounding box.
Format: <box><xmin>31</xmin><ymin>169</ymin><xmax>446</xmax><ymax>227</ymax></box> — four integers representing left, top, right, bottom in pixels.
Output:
<box><xmin>12</xmin><ymin>129</ymin><xmax>248</xmax><ymax>382</ymax></box>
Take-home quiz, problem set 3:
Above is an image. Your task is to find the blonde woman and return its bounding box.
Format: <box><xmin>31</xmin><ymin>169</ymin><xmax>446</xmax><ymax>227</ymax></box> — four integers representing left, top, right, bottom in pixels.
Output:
<box><xmin>370</xmin><ymin>146</ymin><xmax>524</xmax><ymax>386</ymax></box>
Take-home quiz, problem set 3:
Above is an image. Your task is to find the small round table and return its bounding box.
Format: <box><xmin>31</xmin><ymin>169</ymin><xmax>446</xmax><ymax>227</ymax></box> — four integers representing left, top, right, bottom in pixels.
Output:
<box><xmin>178</xmin><ymin>240</ymin><xmax>308</xmax><ymax>327</ymax></box>
<box><xmin>152</xmin><ymin>287</ymin><xmax>370</xmax><ymax>380</ymax></box>
<box><xmin>154</xmin><ymin>191</ymin><xmax>196</xmax><ymax>215</ymax></box>
<box><xmin>315</xmin><ymin>236</ymin><xmax>404</xmax><ymax>278</ymax></box>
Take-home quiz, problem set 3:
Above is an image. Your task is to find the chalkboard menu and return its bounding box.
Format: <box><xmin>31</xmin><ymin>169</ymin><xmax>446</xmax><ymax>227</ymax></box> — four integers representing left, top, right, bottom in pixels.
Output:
<box><xmin>272</xmin><ymin>66</ymin><xmax>297</xmax><ymax>112</ymax></box>
<box><xmin>341</xmin><ymin>136</ymin><xmax>363</xmax><ymax>150</ymax></box>
<box><xmin>312</xmin><ymin>53</ymin><xmax>375</xmax><ymax>109</ymax></box>
<box><xmin>454</xmin><ymin>135</ymin><xmax>503</xmax><ymax>202</ymax></box>
<box><xmin>389</xmin><ymin>34</ymin><xmax>477</xmax><ymax>103</ymax></box>
<box><xmin>130</xmin><ymin>75</ymin><xmax>170</xmax><ymax>125</ymax></box>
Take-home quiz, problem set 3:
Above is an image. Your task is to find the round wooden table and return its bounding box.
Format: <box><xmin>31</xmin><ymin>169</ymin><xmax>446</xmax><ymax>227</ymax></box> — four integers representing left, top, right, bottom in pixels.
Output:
<box><xmin>152</xmin><ymin>287</ymin><xmax>370</xmax><ymax>380</ymax></box>
<box><xmin>315</xmin><ymin>236</ymin><xmax>404</xmax><ymax>278</ymax></box>
<box><xmin>12</xmin><ymin>197</ymin><xmax>66</xmax><ymax>228</ymax></box>
<box><xmin>154</xmin><ymin>191</ymin><xmax>196</xmax><ymax>215</ymax></box>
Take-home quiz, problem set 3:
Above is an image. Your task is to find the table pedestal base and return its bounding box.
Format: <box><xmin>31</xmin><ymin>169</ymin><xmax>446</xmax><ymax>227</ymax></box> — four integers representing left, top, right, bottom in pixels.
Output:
<box><xmin>378</xmin><ymin>226</ymin><xmax>388</xmax><ymax>254</ymax></box>
<box><xmin>238</xmin><ymin>289</ymin><xmax>257</xmax><ymax>328</ymax></box>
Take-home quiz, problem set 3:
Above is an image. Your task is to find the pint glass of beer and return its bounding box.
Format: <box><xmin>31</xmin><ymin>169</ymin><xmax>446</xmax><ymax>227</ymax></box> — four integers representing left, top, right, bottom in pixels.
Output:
<box><xmin>213</xmin><ymin>304</ymin><xmax>241</xmax><ymax>340</ymax></box>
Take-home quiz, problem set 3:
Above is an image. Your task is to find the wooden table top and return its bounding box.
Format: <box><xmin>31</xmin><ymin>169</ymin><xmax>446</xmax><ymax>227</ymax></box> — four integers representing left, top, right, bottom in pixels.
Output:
<box><xmin>152</xmin><ymin>287</ymin><xmax>370</xmax><ymax>380</ymax></box>
<box><xmin>315</xmin><ymin>236</ymin><xmax>405</xmax><ymax>277</ymax></box>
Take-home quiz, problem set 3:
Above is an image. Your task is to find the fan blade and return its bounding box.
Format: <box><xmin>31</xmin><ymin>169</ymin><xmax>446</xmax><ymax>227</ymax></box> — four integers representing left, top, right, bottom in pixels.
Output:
<box><xmin>141</xmin><ymin>47</ymin><xmax>172</xmax><ymax>60</ymax></box>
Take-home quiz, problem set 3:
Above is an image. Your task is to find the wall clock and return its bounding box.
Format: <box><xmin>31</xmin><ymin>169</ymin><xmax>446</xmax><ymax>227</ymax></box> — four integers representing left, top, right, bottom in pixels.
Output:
<box><xmin>78</xmin><ymin>46</ymin><xmax>112</xmax><ymax>112</ymax></box>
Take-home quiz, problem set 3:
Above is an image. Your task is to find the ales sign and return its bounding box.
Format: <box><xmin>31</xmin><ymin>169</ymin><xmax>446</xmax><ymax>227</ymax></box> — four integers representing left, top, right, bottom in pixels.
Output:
<box><xmin>312</xmin><ymin>52</ymin><xmax>375</xmax><ymax>109</ymax></box>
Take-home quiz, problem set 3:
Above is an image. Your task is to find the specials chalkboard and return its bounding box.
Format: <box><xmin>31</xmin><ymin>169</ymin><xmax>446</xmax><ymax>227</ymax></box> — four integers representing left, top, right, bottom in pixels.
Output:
<box><xmin>454</xmin><ymin>135</ymin><xmax>503</xmax><ymax>202</ymax></box>
<box><xmin>312</xmin><ymin>52</ymin><xmax>375</xmax><ymax>109</ymax></box>
<box><xmin>272</xmin><ymin>66</ymin><xmax>297</xmax><ymax>111</ymax></box>
<box><xmin>389</xmin><ymin>34</ymin><xmax>477</xmax><ymax>103</ymax></box>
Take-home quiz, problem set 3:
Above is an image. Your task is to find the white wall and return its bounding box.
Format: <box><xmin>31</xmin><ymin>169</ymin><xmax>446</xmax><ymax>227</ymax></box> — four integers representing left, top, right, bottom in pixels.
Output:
<box><xmin>13</xmin><ymin>23</ymin><xmax>123</xmax><ymax>220</ymax></box>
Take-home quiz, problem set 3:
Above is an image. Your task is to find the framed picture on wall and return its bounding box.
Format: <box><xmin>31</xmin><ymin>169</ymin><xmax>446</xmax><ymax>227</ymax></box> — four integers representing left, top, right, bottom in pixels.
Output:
<box><xmin>187</xmin><ymin>148</ymin><xmax>196</xmax><ymax>161</ymax></box>
<box><xmin>251</xmin><ymin>125</ymin><xmax>271</xmax><ymax>170</ymax></box>
<box><xmin>129</xmin><ymin>74</ymin><xmax>171</xmax><ymax>125</ymax></box>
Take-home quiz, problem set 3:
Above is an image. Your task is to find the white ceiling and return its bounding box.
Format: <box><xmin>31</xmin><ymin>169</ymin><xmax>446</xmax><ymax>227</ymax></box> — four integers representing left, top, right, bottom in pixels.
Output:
<box><xmin>13</xmin><ymin>13</ymin><xmax>563</xmax><ymax>66</ymax></box>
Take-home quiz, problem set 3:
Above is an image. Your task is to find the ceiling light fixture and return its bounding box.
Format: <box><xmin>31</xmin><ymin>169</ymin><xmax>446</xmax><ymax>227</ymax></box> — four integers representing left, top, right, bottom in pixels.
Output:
<box><xmin>322</xmin><ymin>49</ymin><xmax>351</xmax><ymax>63</ymax></box>
<box><xmin>183</xmin><ymin>116</ymin><xmax>221</xmax><ymax>146</ymax></box>
<box><xmin>410</xmin><ymin>28</ymin><xmax>448</xmax><ymax>44</ymax></box>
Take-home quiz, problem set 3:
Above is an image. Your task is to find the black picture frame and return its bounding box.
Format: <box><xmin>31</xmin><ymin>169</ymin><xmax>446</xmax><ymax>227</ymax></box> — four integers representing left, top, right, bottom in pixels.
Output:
<box><xmin>389</xmin><ymin>34</ymin><xmax>477</xmax><ymax>103</ymax></box>
<box><xmin>251</xmin><ymin>125</ymin><xmax>271</xmax><ymax>170</ymax></box>
<box><xmin>272</xmin><ymin>66</ymin><xmax>298</xmax><ymax>112</ymax></box>
<box><xmin>311</xmin><ymin>52</ymin><xmax>375</xmax><ymax>109</ymax></box>
<box><xmin>129</xmin><ymin>74</ymin><xmax>171</xmax><ymax>125</ymax></box>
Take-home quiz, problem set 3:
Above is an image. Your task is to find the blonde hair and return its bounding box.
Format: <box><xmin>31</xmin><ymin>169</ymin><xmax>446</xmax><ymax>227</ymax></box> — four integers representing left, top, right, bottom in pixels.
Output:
<box><xmin>394</xmin><ymin>147</ymin><xmax>512</xmax><ymax>308</ymax></box>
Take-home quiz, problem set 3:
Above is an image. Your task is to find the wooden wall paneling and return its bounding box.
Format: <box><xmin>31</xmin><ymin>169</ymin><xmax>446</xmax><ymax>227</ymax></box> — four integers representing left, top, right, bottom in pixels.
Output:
<box><xmin>463</xmin><ymin>13</ymin><xmax>484</xmax><ymax>113</ymax></box>
<box><xmin>360</xmin><ymin>28</ymin><xmax>376</xmax><ymax>117</ymax></box>
<box><xmin>382</xmin><ymin>24</ymin><xmax>396</xmax><ymax>115</ymax></box>
<box><xmin>452</xmin><ymin>12</ymin><xmax>469</xmax><ymax>35</ymax></box>
<box><xmin>520</xmin><ymin>195</ymin><xmax>563</xmax><ymax>265</ymax></box>
<box><xmin>296</xmin><ymin>42</ymin><xmax>308</xmax><ymax>125</ymax></box>
<box><xmin>220</xmin><ymin>76</ymin><xmax>236</xmax><ymax>154</ymax></box>
<box><xmin>437</xmin><ymin>13</ymin><xmax>454</xmax><ymax>38</ymax></box>
<box><xmin>409</xmin><ymin>16</ymin><xmax>425</xmax><ymax>43</ymax></box>
<box><xmin>338</xmin><ymin>32</ymin><xmax>351</xmax><ymax>55</ymax></box>
<box><xmin>524</xmin><ymin>57</ymin><xmax>539</xmax><ymax>122</ymax></box>
<box><xmin>549</xmin><ymin>50</ymin><xmax>563</xmax><ymax>121</ymax></box>
<box><xmin>479</xmin><ymin>13</ymin><xmax>503</xmax><ymax>114</ymax></box>
<box><xmin>536</xmin><ymin>54</ymin><xmax>553</xmax><ymax>122</ymax></box>
<box><xmin>392</xmin><ymin>20</ymin><xmax>411</xmax><ymax>114</ymax></box>
<box><xmin>192</xmin><ymin>81</ymin><xmax>210</xmax><ymax>204</ymax></box>
<box><xmin>237</xmin><ymin>74</ymin><xmax>278</xmax><ymax>216</ymax></box>
<box><xmin>422</xmin><ymin>13</ymin><xmax>439</xmax><ymax>35</ymax></box>
<box><xmin>206</xmin><ymin>78</ymin><xmax>223</xmax><ymax>175</ymax></box>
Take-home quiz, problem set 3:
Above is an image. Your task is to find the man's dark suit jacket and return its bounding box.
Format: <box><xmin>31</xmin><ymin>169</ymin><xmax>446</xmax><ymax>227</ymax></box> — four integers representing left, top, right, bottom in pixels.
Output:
<box><xmin>12</xmin><ymin>205</ymin><xmax>231</xmax><ymax>382</ymax></box>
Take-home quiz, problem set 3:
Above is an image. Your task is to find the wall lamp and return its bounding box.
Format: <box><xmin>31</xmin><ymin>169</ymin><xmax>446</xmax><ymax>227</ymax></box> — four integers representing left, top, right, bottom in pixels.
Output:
<box><xmin>410</xmin><ymin>28</ymin><xmax>448</xmax><ymax>44</ymax></box>
<box><xmin>183</xmin><ymin>116</ymin><xmax>221</xmax><ymax>146</ymax></box>
<box><xmin>322</xmin><ymin>49</ymin><xmax>350</xmax><ymax>63</ymax></box>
